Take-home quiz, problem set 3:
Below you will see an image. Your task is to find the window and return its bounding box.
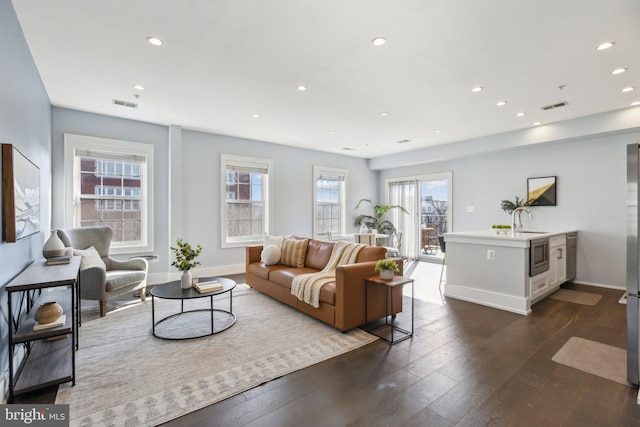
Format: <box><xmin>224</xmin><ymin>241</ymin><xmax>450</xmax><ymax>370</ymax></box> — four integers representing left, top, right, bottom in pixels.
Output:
<box><xmin>313</xmin><ymin>165</ymin><xmax>346</xmax><ymax>239</ymax></box>
<box><xmin>64</xmin><ymin>134</ymin><xmax>154</xmax><ymax>254</ymax></box>
<box><xmin>221</xmin><ymin>154</ymin><xmax>272</xmax><ymax>248</ymax></box>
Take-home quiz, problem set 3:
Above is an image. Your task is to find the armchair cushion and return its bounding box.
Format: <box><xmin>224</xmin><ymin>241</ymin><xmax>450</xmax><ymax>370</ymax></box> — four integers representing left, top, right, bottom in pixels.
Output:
<box><xmin>74</xmin><ymin>246</ymin><xmax>107</xmax><ymax>271</ymax></box>
<box><xmin>106</xmin><ymin>270</ymin><xmax>147</xmax><ymax>292</ymax></box>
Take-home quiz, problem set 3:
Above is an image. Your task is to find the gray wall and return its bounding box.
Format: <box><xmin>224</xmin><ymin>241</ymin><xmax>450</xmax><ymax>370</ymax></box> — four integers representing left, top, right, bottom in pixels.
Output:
<box><xmin>50</xmin><ymin>111</ymin><xmax>378</xmax><ymax>282</ymax></box>
<box><xmin>379</xmin><ymin>125</ymin><xmax>640</xmax><ymax>289</ymax></box>
<box><xmin>0</xmin><ymin>0</ymin><xmax>52</xmax><ymax>397</ymax></box>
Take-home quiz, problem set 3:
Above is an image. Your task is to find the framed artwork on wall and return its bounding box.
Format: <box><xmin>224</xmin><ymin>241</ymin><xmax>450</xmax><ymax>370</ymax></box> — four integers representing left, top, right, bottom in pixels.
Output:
<box><xmin>527</xmin><ymin>176</ymin><xmax>556</xmax><ymax>206</ymax></box>
<box><xmin>2</xmin><ymin>143</ymin><xmax>41</xmax><ymax>242</ymax></box>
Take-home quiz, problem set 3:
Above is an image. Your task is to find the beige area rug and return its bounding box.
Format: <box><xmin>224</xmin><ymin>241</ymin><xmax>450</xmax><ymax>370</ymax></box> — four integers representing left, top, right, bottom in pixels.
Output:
<box><xmin>548</xmin><ymin>288</ymin><xmax>603</xmax><ymax>306</ymax></box>
<box><xmin>56</xmin><ymin>285</ymin><xmax>377</xmax><ymax>426</ymax></box>
<box><xmin>552</xmin><ymin>336</ymin><xmax>628</xmax><ymax>385</ymax></box>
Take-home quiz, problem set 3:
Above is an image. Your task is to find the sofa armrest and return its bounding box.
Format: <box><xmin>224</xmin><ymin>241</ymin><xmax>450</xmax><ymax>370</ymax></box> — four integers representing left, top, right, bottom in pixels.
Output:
<box><xmin>334</xmin><ymin>258</ymin><xmax>404</xmax><ymax>331</ymax></box>
<box><xmin>246</xmin><ymin>245</ymin><xmax>264</xmax><ymax>270</ymax></box>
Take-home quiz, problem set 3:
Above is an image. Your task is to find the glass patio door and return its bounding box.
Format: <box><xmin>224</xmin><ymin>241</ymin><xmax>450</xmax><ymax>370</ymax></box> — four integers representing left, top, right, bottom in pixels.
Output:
<box><xmin>386</xmin><ymin>172</ymin><xmax>451</xmax><ymax>261</ymax></box>
<box><xmin>417</xmin><ymin>174</ymin><xmax>451</xmax><ymax>261</ymax></box>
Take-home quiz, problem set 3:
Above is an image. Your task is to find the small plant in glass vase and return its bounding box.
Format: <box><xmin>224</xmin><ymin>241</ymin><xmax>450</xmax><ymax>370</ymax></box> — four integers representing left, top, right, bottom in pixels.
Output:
<box><xmin>375</xmin><ymin>259</ymin><xmax>399</xmax><ymax>281</ymax></box>
<box><xmin>171</xmin><ymin>238</ymin><xmax>203</xmax><ymax>289</ymax></box>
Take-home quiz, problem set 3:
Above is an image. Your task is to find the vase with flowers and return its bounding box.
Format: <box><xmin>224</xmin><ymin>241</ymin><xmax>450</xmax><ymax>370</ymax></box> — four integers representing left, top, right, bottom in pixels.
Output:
<box><xmin>171</xmin><ymin>238</ymin><xmax>203</xmax><ymax>289</ymax></box>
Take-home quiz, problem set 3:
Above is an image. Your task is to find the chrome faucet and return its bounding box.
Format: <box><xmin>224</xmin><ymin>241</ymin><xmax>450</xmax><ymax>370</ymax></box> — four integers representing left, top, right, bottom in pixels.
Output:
<box><xmin>511</xmin><ymin>206</ymin><xmax>532</xmax><ymax>231</ymax></box>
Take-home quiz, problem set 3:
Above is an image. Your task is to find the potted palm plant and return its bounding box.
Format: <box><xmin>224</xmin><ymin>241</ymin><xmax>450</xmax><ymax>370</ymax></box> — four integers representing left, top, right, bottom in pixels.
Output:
<box><xmin>375</xmin><ymin>259</ymin><xmax>399</xmax><ymax>280</ymax></box>
<box><xmin>171</xmin><ymin>238</ymin><xmax>203</xmax><ymax>289</ymax></box>
<box><xmin>354</xmin><ymin>199</ymin><xmax>408</xmax><ymax>238</ymax></box>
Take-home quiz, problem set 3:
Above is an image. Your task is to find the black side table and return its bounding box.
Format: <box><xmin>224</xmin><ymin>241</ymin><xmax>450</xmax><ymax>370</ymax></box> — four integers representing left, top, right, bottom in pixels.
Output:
<box><xmin>150</xmin><ymin>277</ymin><xmax>236</xmax><ymax>340</ymax></box>
<box><xmin>364</xmin><ymin>275</ymin><xmax>414</xmax><ymax>344</ymax></box>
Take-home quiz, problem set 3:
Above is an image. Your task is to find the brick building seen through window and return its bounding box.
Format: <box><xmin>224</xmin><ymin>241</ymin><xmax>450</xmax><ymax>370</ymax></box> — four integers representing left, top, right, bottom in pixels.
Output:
<box><xmin>79</xmin><ymin>158</ymin><xmax>142</xmax><ymax>243</ymax></box>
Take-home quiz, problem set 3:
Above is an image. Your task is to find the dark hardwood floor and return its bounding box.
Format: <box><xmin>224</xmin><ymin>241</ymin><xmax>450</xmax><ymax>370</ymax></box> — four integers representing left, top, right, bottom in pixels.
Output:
<box><xmin>14</xmin><ymin>281</ymin><xmax>640</xmax><ymax>426</ymax></box>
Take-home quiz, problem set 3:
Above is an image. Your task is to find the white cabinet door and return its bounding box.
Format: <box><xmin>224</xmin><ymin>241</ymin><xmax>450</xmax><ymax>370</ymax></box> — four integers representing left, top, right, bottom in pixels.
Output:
<box><xmin>548</xmin><ymin>235</ymin><xmax>567</xmax><ymax>288</ymax></box>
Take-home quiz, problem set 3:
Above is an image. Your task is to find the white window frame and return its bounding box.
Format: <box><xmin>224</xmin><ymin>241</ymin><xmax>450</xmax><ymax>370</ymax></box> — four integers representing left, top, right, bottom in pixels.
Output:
<box><xmin>313</xmin><ymin>165</ymin><xmax>347</xmax><ymax>239</ymax></box>
<box><xmin>221</xmin><ymin>154</ymin><xmax>273</xmax><ymax>248</ymax></box>
<box><xmin>63</xmin><ymin>134</ymin><xmax>154</xmax><ymax>254</ymax></box>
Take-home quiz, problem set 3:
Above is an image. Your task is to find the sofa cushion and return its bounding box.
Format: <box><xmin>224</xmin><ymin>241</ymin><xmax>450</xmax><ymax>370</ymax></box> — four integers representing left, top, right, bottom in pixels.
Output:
<box><xmin>304</xmin><ymin>239</ymin><xmax>335</xmax><ymax>270</ymax></box>
<box><xmin>281</xmin><ymin>238</ymin><xmax>309</xmax><ymax>268</ymax></box>
<box><xmin>247</xmin><ymin>262</ymin><xmax>289</xmax><ymax>280</ymax></box>
<box><xmin>261</xmin><ymin>245</ymin><xmax>281</xmax><ymax>265</ymax></box>
<box><xmin>269</xmin><ymin>267</ymin><xmax>335</xmax><ymax>305</ymax></box>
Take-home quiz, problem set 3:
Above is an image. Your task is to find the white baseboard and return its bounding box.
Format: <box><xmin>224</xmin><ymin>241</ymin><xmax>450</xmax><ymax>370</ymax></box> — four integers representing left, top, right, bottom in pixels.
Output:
<box><xmin>444</xmin><ymin>283</ymin><xmax>531</xmax><ymax>315</ymax></box>
<box><xmin>147</xmin><ymin>263</ymin><xmax>245</xmax><ymax>286</ymax></box>
<box><xmin>571</xmin><ymin>280</ymin><xmax>625</xmax><ymax>291</ymax></box>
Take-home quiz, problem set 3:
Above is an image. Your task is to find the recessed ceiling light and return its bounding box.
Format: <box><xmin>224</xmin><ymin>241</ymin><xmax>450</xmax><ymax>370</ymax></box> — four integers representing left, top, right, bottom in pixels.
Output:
<box><xmin>147</xmin><ymin>36</ymin><xmax>163</xmax><ymax>46</ymax></box>
<box><xmin>251</xmin><ymin>113</ymin><xmax>260</xmax><ymax>118</ymax></box>
<box><xmin>516</xmin><ymin>112</ymin><xmax>526</xmax><ymax>117</ymax></box>
<box><xmin>381</xmin><ymin>142</ymin><xmax>387</xmax><ymax>146</ymax></box>
<box><xmin>471</xmin><ymin>86</ymin><xmax>483</xmax><ymax>93</ymax></box>
<box><xmin>622</xmin><ymin>87</ymin><xmax>635</xmax><ymax>93</ymax></box>
<box><xmin>328</xmin><ymin>131</ymin><xmax>334</xmax><ymax>134</ymax></box>
<box><xmin>496</xmin><ymin>101</ymin><xmax>507</xmax><ymax>106</ymax></box>
<box><xmin>533</xmin><ymin>122</ymin><xmax>543</xmax><ymax>126</ymax></box>
<box><xmin>372</xmin><ymin>37</ymin><xmax>387</xmax><ymax>46</ymax></box>
<box><xmin>133</xmin><ymin>84</ymin><xmax>144</xmax><ymax>91</ymax></box>
<box><xmin>612</xmin><ymin>67</ymin><xmax>627</xmax><ymax>75</ymax></box>
<box><xmin>379</xmin><ymin>112</ymin><xmax>388</xmax><ymax>117</ymax></box>
<box><xmin>434</xmin><ymin>129</ymin><xmax>442</xmax><ymax>133</ymax></box>
<box><xmin>596</xmin><ymin>41</ymin><xmax>614</xmax><ymax>50</ymax></box>
<box><xmin>631</xmin><ymin>101</ymin><xmax>640</xmax><ymax>106</ymax></box>
<box><xmin>296</xmin><ymin>84</ymin><xmax>307</xmax><ymax>91</ymax></box>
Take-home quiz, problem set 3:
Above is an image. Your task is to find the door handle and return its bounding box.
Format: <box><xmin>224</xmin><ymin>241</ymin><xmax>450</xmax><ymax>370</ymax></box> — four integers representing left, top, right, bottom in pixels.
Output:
<box><xmin>558</xmin><ymin>248</ymin><xmax>563</xmax><ymax>259</ymax></box>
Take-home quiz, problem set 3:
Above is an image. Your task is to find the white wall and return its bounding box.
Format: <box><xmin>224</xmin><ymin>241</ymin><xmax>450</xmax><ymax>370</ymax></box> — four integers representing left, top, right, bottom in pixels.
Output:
<box><xmin>379</xmin><ymin>118</ymin><xmax>640</xmax><ymax>289</ymax></box>
<box><xmin>0</xmin><ymin>0</ymin><xmax>52</xmax><ymax>398</ymax></box>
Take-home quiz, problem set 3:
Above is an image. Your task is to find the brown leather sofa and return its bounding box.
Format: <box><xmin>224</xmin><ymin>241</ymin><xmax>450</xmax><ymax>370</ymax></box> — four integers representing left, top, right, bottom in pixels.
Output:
<box><xmin>246</xmin><ymin>238</ymin><xmax>404</xmax><ymax>332</ymax></box>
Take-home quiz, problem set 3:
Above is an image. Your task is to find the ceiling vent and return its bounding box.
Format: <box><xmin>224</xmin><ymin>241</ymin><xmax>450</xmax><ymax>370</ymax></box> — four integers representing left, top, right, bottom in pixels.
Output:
<box><xmin>541</xmin><ymin>101</ymin><xmax>568</xmax><ymax>111</ymax></box>
<box><xmin>341</xmin><ymin>147</ymin><xmax>355</xmax><ymax>151</ymax></box>
<box><xmin>396</xmin><ymin>139</ymin><xmax>411</xmax><ymax>144</ymax></box>
<box><xmin>112</xmin><ymin>99</ymin><xmax>138</xmax><ymax>109</ymax></box>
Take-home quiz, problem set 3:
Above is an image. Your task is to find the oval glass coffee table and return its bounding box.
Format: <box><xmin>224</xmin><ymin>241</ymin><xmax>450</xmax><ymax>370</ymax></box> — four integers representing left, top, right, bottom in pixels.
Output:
<box><xmin>150</xmin><ymin>277</ymin><xmax>236</xmax><ymax>340</ymax></box>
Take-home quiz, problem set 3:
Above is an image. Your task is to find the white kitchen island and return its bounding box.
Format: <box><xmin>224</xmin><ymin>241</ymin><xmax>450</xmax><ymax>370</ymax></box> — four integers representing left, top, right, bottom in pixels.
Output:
<box><xmin>443</xmin><ymin>229</ymin><xmax>577</xmax><ymax>315</ymax></box>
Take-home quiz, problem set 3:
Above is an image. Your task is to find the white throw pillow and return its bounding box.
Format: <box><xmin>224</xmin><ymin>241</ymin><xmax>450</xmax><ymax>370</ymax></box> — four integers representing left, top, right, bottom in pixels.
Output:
<box><xmin>261</xmin><ymin>245</ymin><xmax>282</xmax><ymax>265</ymax></box>
<box><xmin>264</xmin><ymin>234</ymin><xmax>284</xmax><ymax>248</ymax></box>
<box><xmin>73</xmin><ymin>246</ymin><xmax>107</xmax><ymax>270</ymax></box>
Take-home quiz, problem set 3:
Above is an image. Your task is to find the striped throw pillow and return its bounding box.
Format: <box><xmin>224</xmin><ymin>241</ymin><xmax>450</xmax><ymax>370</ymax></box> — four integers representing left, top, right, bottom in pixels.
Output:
<box><xmin>280</xmin><ymin>238</ymin><xmax>309</xmax><ymax>268</ymax></box>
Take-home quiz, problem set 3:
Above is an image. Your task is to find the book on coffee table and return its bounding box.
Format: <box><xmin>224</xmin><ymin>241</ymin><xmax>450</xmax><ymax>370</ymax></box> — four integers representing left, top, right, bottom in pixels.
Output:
<box><xmin>194</xmin><ymin>280</ymin><xmax>223</xmax><ymax>293</ymax></box>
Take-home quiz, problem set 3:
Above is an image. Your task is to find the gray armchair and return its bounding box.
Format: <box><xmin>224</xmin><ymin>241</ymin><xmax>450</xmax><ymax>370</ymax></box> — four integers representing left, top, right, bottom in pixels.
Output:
<box><xmin>57</xmin><ymin>226</ymin><xmax>148</xmax><ymax>317</ymax></box>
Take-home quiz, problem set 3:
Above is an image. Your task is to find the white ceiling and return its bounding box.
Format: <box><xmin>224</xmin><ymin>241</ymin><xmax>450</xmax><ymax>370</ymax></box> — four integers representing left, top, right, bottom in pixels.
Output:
<box><xmin>11</xmin><ymin>0</ymin><xmax>640</xmax><ymax>159</ymax></box>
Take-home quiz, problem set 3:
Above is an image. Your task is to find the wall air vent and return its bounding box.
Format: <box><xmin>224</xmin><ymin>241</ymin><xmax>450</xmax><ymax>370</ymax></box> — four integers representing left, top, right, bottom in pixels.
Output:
<box><xmin>541</xmin><ymin>101</ymin><xmax>568</xmax><ymax>111</ymax></box>
<box><xmin>112</xmin><ymin>99</ymin><xmax>138</xmax><ymax>109</ymax></box>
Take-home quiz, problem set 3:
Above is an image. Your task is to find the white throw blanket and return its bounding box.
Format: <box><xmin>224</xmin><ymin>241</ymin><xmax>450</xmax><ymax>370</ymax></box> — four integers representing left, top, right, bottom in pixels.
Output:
<box><xmin>291</xmin><ymin>240</ymin><xmax>366</xmax><ymax>308</ymax></box>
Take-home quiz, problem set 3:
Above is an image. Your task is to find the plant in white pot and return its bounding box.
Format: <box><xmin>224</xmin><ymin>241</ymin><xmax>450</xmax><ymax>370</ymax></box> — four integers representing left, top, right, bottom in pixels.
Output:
<box><xmin>375</xmin><ymin>259</ymin><xmax>399</xmax><ymax>281</ymax></box>
<box><xmin>171</xmin><ymin>238</ymin><xmax>203</xmax><ymax>289</ymax></box>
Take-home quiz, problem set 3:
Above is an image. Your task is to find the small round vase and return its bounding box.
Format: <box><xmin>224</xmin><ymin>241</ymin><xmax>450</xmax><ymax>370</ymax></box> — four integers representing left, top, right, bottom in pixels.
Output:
<box><xmin>380</xmin><ymin>269</ymin><xmax>394</xmax><ymax>280</ymax></box>
<box><xmin>34</xmin><ymin>301</ymin><xmax>63</xmax><ymax>324</ymax></box>
<box><xmin>181</xmin><ymin>270</ymin><xmax>192</xmax><ymax>289</ymax></box>
<box><xmin>43</xmin><ymin>230</ymin><xmax>66</xmax><ymax>259</ymax></box>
